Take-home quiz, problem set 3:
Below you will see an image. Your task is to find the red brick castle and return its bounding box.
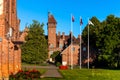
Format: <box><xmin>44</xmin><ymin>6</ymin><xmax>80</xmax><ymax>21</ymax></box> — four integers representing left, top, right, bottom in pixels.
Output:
<box><xmin>48</xmin><ymin>13</ymin><xmax>81</xmax><ymax>65</ymax></box>
<box><xmin>0</xmin><ymin>0</ymin><xmax>96</xmax><ymax>79</ymax></box>
<box><xmin>47</xmin><ymin>13</ymin><xmax>96</xmax><ymax>66</ymax></box>
<box><xmin>0</xmin><ymin>0</ymin><xmax>26</xmax><ymax>79</ymax></box>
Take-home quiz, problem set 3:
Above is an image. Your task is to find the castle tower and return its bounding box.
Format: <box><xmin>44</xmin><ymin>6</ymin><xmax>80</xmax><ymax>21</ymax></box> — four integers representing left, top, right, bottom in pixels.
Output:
<box><xmin>47</xmin><ymin>13</ymin><xmax>57</xmax><ymax>59</ymax></box>
<box><xmin>47</xmin><ymin>13</ymin><xmax>57</xmax><ymax>49</ymax></box>
<box><xmin>8</xmin><ymin>0</ymin><xmax>20</xmax><ymax>40</ymax></box>
<box><xmin>0</xmin><ymin>0</ymin><xmax>21</xmax><ymax>79</ymax></box>
<box><xmin>0</xmin><ymin>0</ymin><xmax>20</xmax><ymax>40</ymax></box>
<box><xmin>0</xmin><ymin>0</ymin><xmax>10</xmax><ymax>79</ymax></box>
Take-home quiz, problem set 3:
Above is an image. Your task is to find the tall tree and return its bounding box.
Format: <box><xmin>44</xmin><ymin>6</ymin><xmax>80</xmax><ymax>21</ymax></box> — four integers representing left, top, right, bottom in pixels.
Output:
<box><xmin>98</xmin><ymin>15</ymin><xmax>120</xmax><ymax>68</ymax></box>
<box><xmin>21</xmin><ymin>20</ymin><xmax>48</xmax><ymax>64</ymax></box>
<box><xmin>82</xmin><ymin>15</ymin><xmax>120</xmax><ymax>68</ymax></box>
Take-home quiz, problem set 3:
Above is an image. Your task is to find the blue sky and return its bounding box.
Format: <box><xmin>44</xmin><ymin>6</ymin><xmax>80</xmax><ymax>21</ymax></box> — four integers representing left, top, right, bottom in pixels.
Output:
<box><xmin>17</xmin><ymin>0</ymin><xmax>120</xmax><ymax>37</ymax></box>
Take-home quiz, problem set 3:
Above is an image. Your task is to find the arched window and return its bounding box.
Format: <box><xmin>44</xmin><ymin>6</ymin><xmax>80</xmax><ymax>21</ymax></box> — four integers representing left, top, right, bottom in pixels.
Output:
<box><xmin>14</xmin><ymin>45</ymin><xmax>19</xmax><ymax>50</ymax></box>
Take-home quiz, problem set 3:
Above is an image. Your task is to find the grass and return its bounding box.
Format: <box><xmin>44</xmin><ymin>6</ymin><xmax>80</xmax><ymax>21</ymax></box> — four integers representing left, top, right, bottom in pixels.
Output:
<box><xmin>40</xmin><ymin>69</ymin><xmax>120</xmax><ymax>80</ymax></box>
<box><xmin>21</xmin><ymin>63</ymin><xmax>120</xmax><ymax>80</ymax></box>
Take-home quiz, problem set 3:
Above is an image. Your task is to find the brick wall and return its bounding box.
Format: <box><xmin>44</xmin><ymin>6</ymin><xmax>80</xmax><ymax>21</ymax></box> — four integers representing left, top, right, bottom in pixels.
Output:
<box><xmin>1</xmin><ymin>39</ymin><xmax>9</xmax><ymax>78</ymax></box>
<box><xmin>0</xmin><ymin>0</ymin><xmax>21</xmax><ymax>79</ymax></box>
<box><xmin>48</xmin><ymin>24</ymin><xmax>57</xmax><ymax>48</ymax></box>
<box><xmin>48</xmin><ymin>15</ymin><xmax>57</xmax><ymax>59</ymax></box>
<box><xmin>62</xmin><ymin>44</ymin><xmax>79</xmax><ymax>65</ymax></box>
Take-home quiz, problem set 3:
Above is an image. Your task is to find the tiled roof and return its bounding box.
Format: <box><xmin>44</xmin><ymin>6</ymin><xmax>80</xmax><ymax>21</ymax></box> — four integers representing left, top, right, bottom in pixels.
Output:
<box><xmin>48</xmin><ymin>15</ymin><xmax>57</xmax><ymax>23</ymax></box>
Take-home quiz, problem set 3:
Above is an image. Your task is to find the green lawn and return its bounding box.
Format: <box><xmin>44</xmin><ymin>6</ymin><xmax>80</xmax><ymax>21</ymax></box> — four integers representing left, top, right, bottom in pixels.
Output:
<box><xmin>41</xmin><ymin>69</ymin><xmax>120</xmax><ymax>80</ymax></box>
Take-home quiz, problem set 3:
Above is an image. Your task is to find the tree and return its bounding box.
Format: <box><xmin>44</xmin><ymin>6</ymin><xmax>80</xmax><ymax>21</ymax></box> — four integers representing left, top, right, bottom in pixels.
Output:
<box><xmin>96</xmin><ymin>15</ymin><xmax>120</xmax><ymax>68</ymax></box>
<box><xmin>50</xmin><ymin>51</ymin><xmax>62</xmax><ymax>66</ymax></box>
<box><xmin>21</xmin><ymin>20</ymin><xmax>48</xmax><ymax>64</ymax></box>
<box><xmin>82</xmin><ymin>15</ymin><xmax>120</xmax><ymax>68</ymax></box>
<box><xmin>50</xmin><ymin>51</ymin><xmax>60</xmax><ymax>59</ymax></box>
<box><xmin>82</xmin><ymin>16</ymin><xmax>101</xmax><ymax>48</ymax></box>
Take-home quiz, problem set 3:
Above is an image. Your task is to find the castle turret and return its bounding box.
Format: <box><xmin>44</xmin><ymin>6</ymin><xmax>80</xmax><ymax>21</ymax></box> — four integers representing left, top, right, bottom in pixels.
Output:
<box><xmin>47</xmin><ymin>13</ymin><xmax>57</xmax><ymax>60</ymax></box>
<box><xmin>0</xmin><ymin>0</ymin><xmax>21</xmax><ymax>79</ymax></box>
<box><xmin>47</xmin><ymin>13</ymin><xmax>57</xmax><ymax>48</ymax></box>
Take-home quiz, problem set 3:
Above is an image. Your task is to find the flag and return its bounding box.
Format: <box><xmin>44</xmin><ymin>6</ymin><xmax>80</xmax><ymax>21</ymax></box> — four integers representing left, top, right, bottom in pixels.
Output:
<box><xmin>72</xmin><ymin>16</ymin><xmax>75</xmax><ymax>22</ymax></box>
<box><xmin>80</xmin><ymin>17</ymin><xmax>83</xmax><ymax>25</ymax></box>
<box><xmin>88</xmin><ymin>20</ymin><xmax>94</xmax><ymax>26</ymax></box>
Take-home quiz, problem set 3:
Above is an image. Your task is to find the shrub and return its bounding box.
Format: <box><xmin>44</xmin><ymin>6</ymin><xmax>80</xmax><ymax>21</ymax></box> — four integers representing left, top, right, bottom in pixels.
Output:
<box><xmin>9</xmin><ymin>69</ymin><xmax>41</xmax><ymax>80</ymax></box>
<box><xmin>56</xmin><ymin>62</ymin><xmax>61</xmax><ymax>67</ymax></box>
<box><xmin>59</xmin><ymin>65</ymin><xmax>68</xmax><ymax>70</ymax></box>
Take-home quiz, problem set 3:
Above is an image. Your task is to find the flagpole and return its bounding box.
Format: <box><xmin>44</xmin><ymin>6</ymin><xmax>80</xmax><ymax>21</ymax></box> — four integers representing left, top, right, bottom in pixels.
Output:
<box><xmin>80</xmin><ymin>17</ymin><xmax>82</xmax><ymax>69</ymax></box>
<box><xmin>88</xmin><ymin>19</ymin><xmax>89</xmax><ymax>69</ymax></box>
<box><xmin>71</xmin><ymin>14</ymin><xmax>73</xmax><ymax>69</ymax></box>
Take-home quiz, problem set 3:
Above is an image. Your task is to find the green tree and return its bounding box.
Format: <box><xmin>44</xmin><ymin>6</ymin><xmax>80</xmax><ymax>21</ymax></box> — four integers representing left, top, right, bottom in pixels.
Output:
<box><xmin>98</xmin><ymin>15</ymin><xmax>120</xmax><ymax>68</ymax></box>
<box><xmin>82</xmin><ymin>16</ymin><xmax>101</xmax><ymax>48</ymax></box>
<box><xmin>50</xmin><ymin>51</ymin><xmax>60</xmax><ymax>59</ymax></box>
<box><xmin>82</xmin><ymin>15</ymin><xmax>120</xmax><ymax>68</ymax></box>
<box><xmin>50</xmin><ymin>51</ymin><xmax>62</xmax><ymax>66</ymax></box>
<box><xmin>21</xmin><ymin>20</ymin><xmax>48</xmax><ymax>64</ymax></box>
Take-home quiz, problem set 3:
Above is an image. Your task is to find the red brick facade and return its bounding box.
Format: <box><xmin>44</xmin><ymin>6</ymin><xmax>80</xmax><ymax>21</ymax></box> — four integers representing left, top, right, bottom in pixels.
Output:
<box><xmin>47</xmin><ymin>13</ymin><xmax>81</xmax><ymax>65</ymax></box>
<box><xmin>47</xmin><ymin>13</ymin><xmax>96</xmax><ymax>66</ymax></box>
<box><xmin>62</xmin><ymin>44</ymin><xmax>80</xmax><ymax>65</ymax></box>
<box><xmin>0</xmin><ymin>0</ymin><xmax>22</xmax><ymax>79</ymax></box>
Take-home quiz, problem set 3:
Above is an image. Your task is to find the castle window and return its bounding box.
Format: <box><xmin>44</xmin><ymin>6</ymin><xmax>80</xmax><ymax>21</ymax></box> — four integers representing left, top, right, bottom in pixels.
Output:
<box><xmin>14</xmin><ymin>45</ymin><xmax>19</xmax><ymax>50</ymax></box>
<box><xmin>72</xmin><ymin>47</ymin><xmax>75</xmax><ymax>52</ymax></box>
<box><xmin>59</xmin><ymin>44</ymin><xmax>63</xmax><ymax>49</ymax></box>
<box><xmin>0</xmin><ymin>38</ymin><xmax>2</xmax><ymax>42</ymax></box>
<box><xmin>49</xmin><ymin>44</ymin><xmax>54</xmax><ymax>48</ymax></box>
<box><xmin>83</xmin><ymin>47</ymin><xmax>86</xmax><ymax>51</ymax></box>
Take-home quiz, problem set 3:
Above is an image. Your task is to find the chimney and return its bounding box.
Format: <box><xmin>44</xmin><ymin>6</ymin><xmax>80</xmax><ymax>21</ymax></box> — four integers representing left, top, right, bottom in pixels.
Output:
<box><xmin>70</xmin><ymin>31</ymin><xmax>72</xmax><ymax>35</ymax></box>
<box><xmin>78</xmin><ymin>35</ymin><xmax>80</xmax><ymax>39</ymax></box>
<box><xmin>69</xmin><ymin>31</ymin><xmax>73</xmax><ymax>38</ymax></box>
<box><xmin>62</xmin><ymin>32</ymin><xmax>65</xmax><ymax>40</ymax></box>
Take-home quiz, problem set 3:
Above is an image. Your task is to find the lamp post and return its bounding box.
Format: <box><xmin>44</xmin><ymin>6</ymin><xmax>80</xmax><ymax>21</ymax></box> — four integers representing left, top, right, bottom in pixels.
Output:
<box><xmin>71</xmin><ymin>14</ymin><xmax>73</xmax><ymax>69</ymax></box>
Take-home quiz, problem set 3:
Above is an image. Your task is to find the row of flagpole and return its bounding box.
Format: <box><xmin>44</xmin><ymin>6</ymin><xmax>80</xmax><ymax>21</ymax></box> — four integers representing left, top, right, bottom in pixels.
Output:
<box><xmin>80</xmin><ymin>17</ymin><xmax>82</xmax><ymax>69</ymax></box>
<box><xmin>71</xmin><ymin>14</ymin><xmax>73</xmax><ymax>69</ymax></box>
<box><xmin>70</xmin><ymin>14</ymin><xmax>94</xmax><ymax>69</ymax></box>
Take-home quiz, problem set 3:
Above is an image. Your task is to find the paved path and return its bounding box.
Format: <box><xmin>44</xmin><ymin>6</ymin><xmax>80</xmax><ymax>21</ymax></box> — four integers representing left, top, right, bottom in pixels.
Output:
<box><xmin>22</xmin><ymin>64</ymin><xmax>63</xmax><ymax>78</ymax></box>
<box><xmin>42</xmin><ymin>69</ymin><xmax>63</xmax><ymax>78</ymax></box>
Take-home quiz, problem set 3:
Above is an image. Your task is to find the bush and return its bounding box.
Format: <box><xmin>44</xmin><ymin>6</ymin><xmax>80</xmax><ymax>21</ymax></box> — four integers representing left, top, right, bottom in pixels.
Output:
<box><xmin>9</xmin><ymin>69</ymin><xmax>41</xmax><ymax>80</ymax></box>
<box><xmin>56</xmin><ymin>62</ymin><xmax>61</xmax><ymax>67</ymax></box>
<box><xmin>59</xmin><ymin>65</ymin><xmax>68</xmax><ymax>70</ymax></box>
